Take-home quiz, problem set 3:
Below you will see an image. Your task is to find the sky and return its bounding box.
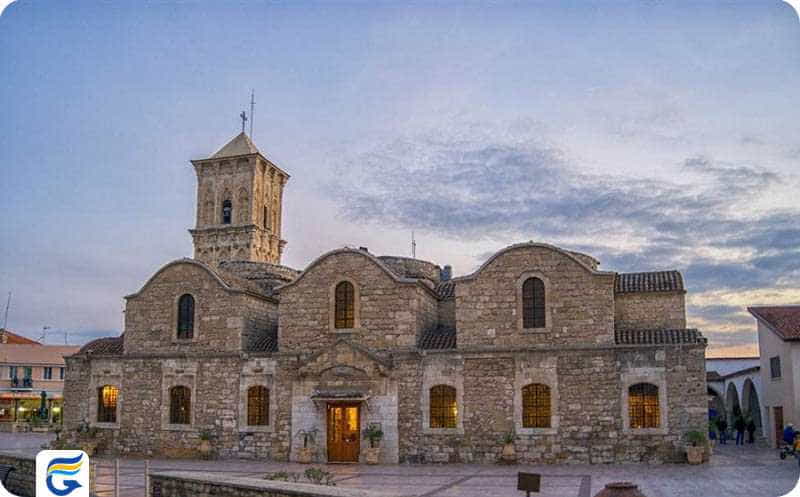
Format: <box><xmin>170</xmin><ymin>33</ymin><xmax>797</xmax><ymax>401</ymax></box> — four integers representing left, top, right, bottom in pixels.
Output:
<box><xmin>0</xmin><ymin>0</ymin><xmax>798</xmax><ymax>356</ymax></box>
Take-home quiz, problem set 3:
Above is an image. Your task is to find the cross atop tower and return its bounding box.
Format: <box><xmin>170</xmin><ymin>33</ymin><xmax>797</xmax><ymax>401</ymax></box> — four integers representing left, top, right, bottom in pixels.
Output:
<box><xmin>240</xmin><ymin>111</ymin><xmax>248</xmax><ymax>133</ymax></box>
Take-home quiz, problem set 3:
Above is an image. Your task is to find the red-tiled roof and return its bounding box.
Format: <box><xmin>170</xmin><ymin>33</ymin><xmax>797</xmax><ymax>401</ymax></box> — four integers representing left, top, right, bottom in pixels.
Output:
<box><xmin>78</xmin><ymin>336</ymin><xmax>124</xmax><ymax>355</ymax></box>
<box><xmin>748</xmin><ymin>306</ymin><xmax>800</xmax><ymax>341</ymax></box>
<box><xmin>0</xmin><ymin>328</ymin><xmax>41</xmax><ymax>345</ymax></box>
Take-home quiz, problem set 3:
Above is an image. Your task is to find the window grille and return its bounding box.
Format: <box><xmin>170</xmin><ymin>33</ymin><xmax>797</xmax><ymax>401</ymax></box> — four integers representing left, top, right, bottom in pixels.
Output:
<box><xmin>628</xmin><ymin>383</ymin><xmax>659</xmax><ymax>429</ymax></box>
<box><xmin>430</xmin><ymin>385</ymin><xmax>457</xmax><ymax>428</ymax></box>
<box><xmin>522</xmin><ymin>383</ymin><xmax>551</xmax><ymax>428</ymax></box>
<box><xmin>334</xmin><ymin>281</ymin><xmax>355</xmax><ymax>329</ymax></box>
<box><xmin>169</xmin><ymin>386</ymin><xmax>191</xmax><ymax>425</ymax></box>
<box><xmin>522</xmin><ymin>277</ymin><xmax>546</xmax><ymax>328</ymax></box>
<box><xmin>247</xmin><ymin>386</ymin><xmax>269</xmax><ymax>426</ymax></box>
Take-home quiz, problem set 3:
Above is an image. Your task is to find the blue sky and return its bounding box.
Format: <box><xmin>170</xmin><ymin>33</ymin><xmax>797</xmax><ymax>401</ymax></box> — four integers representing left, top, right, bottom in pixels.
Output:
<box><xmin>1</xmin><ymin>0</ymin><xmax>798</xmax><ymax>355</ymax></box>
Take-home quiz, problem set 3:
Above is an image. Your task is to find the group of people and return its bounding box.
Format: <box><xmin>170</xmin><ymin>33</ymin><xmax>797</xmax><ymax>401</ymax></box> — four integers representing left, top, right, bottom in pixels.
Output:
<box><xmin>713</xmin><ymin>415</ymin><xmax>758</xmax><ymax>445</ymax></box>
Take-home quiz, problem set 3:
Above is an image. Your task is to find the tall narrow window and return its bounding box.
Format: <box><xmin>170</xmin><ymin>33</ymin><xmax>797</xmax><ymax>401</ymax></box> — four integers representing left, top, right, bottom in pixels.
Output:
<box><xmin>629</xmin><ymin>383</ymin><xmax>660</xmax><ymax>429</ymax></box>
<box><xmin>9</xmin><ymin>366</ymin><xmax>17</xmax><ymax>379</ymax></box>
<box><xmin>247</xmin><ymin>386</ymin><xmax>269</xmax><ymax>426</ymax></box>
<box><xmin>770</xmin><ymin>356</ymin><xmax>782</xmax><ymax>379</ymax></box>
<box><xmin>430</xmin><ymin>385</ymin><xmax>457</xmax><ymax>428</ymax></box>
<box><xmin>44</xmin><ymin>367</ymin><xmax>53</xmax><ymax>380</ymax></box>
<box><xmin>334</xmin><ymin>281</ymin><xmax>355</xmax><ymax>329</ymax></box>
<box><xmin>222</xmin><ymin>199</ymin><xmax>232</xmax><ymax>224</ymax></box>
<box><xmin>522</xmin><ymin>277</ymin><xmax>546</xmax><ymax>328</ymax></box>
<box><xmin>169</xmin><ymin>386</ymin><xmax>191</xmax><ymax>425</ymax></box>
<box><xmin>522</xmin><ymin>383</ymin><xmax>551</xmax><ymax>428</ymax></box>
<box><xmin>177</xmin><ymin>294</ymin><xmax>195</xmax><ymax>339</ymax></box>
<box><xmin>263</xmin><ymin>205</ymin><xmax>269</xmax><ymax>229</ymax></box>
<box><xmin>97</xmin><ymin>385</ymin><xmax>119</xmax><ymax>423</ymax></box>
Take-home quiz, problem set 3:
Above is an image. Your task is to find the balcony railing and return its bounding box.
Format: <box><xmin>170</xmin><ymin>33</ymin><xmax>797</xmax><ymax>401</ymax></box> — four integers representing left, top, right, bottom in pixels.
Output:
<box><xmin>10</xmin><ymin>377</ymin><xmax>33</xmax><ymax>389</ymax></box>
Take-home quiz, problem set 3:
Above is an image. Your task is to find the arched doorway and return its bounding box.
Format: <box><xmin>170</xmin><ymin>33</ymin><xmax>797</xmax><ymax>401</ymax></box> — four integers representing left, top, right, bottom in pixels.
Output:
<box><xmin>726</xmin><ymin>382</ymin><xmax>741</xmax><ymax>427</ymax></box>
<box><xmin>742</xmin><ymin>379</ymin><xmax>763</xmax><ymax>440</ymax></box>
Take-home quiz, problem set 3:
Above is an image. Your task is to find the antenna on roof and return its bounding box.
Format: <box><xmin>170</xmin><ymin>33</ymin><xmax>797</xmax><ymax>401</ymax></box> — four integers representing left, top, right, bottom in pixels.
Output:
<box><xmin>40</xmin><ymin>326</ymin><xmax>50</xmax><ymax>344</ymax></box>
<box><xmin>249</xmin><ymin>89</ymin><xmax>255</xmax><ymax>137</ymax></box>
<box><xmin>412</xmin><ymin>231</ymin><xmax>417</xmax><ymax>258</ymax></box>
<box><xmin>240</xmin><ymin>110</ymin><xmax>248</xmax><ymax>134</ymax></box>
<box><xmin>2</xmin><ymin>292</ymin><xmax>10</xmax><ymax>329</ymax></box>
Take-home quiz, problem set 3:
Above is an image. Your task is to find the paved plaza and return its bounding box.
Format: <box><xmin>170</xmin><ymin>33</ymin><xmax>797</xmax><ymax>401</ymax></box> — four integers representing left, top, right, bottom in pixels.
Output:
<box><xmin>1</xmin><ymin>433</ymin><xmax>798</xmax><ymax>497</ymax></box>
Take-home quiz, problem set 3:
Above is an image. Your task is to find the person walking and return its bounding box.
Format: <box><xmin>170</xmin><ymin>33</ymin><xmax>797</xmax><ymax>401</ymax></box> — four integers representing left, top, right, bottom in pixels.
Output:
<box><xmin>783</xmin><ymin>423</ymin><xmax>795</xmax><ymax>447</ymax></box>
<box><xmin>746</xmin><ymin>418</ymin><xmax>756</xmax><ymax>444</ymax></box>
<box><xmin>735</xmin><ymin>416</ymin><xmax>746</xmax><ymax>445</ymax></box>
<box><xmin>718</xmin><ymin>417</ymin><xmax>728</xmax><ymax>445</ymax></box>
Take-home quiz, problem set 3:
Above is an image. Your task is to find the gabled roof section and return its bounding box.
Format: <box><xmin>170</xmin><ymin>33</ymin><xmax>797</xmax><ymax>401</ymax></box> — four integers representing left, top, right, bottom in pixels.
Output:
<box><xmin>210</xmin><ymin>132</ymin><xmax>260</xmax><ymax>159</ymax></box>
<box><xmin>0</xmin><ymin>344</ymin><xmax>80</xmax><ymax>364</ymax></box>
<box><xmin>748</xmin><ymin>305</ymin><xmax>800</xmax><ymax>341</ymax></box>
<box><xmin>125</xmin><ymin>258</ymin><xmax>275</xmax><ymax>302</ymax></box>
<box><xmin>0</xmin><ymin>328</ymin><xmax>41</xmax><ymax>345</ymax></box>
<box><xmin>615</xmin><ymin>271</ymin><xmax>685</xmax><ymax>294</ymax></box>
<box><xmin>275</xmin><ymin>248</ymin><xmax>439</xmax><ymax>297</ymax></box>
<box><xmin>455</xmin><ymin>242</ymin><xmax>615</xmax><ymax>282</ymax></box>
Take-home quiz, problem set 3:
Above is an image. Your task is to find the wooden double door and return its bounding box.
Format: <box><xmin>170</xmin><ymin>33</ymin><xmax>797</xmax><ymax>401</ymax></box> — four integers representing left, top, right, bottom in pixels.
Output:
<box><xmin>327</xmin><ymin>403</ymin><xmax>360</xmax><ymax>462</ymax></box>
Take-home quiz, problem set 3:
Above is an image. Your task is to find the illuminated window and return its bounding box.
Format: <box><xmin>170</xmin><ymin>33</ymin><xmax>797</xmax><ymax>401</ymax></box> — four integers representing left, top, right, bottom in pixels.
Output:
<box><xmin>169</xmin><ymin>386</ymin><xmax>191</xmax><ymax>425</ymax></box>
<box><xmin>247</xmin><ymin>386</ymin><xmax>269</xmax><ymax>426</ymax></box>
<box><xmin>97</xmin><ymin>385</ymin><xmax>118</xmax><ymax>423</ymax></box>
<box><xmin>177</xmin><ymin>294</ymin><xmax>194</xmax><ymax>339</ymax></box>
<box><xmin>522</xmin><ymin>277</ymin><xmax>545</xmax><ymax>328</ymax></box>
<box><xmin>430</xmin><ymin>385</ymin><xmax>457</xmax><ymax>428</ymax></box>
<box><xmin>522</xmin><ymin>383</ymin><xmax>551</xmax><ymax>428</ymax></box>
<box><xmin>629</xmin><ymin>383</ymin><xmax>659</xmax><ymax>429</ymax></box>
<box><xmin>334</xmin><ymin>281</ymin><xmax>355</xmax><ymax>329</ymax></box>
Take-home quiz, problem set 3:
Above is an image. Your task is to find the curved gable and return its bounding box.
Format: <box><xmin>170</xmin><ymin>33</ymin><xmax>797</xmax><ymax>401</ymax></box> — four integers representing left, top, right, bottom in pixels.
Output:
<box><xmin>276</xmin><ymin>248</ymin><xmax>432</xmax><ymax>293</ymax></box>
<box><xmin>456</xmin><ymin>242</ymin><xmax>614</xmax><ymax>282</ymax></box>
<box><xmin>124</xmin><ymin>258</ymin><xmax>269</xmax><ymax>300</ymax></box>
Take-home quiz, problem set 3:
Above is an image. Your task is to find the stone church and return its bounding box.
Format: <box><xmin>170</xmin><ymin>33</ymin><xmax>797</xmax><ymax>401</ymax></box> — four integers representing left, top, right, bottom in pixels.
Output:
<box><xmin>64</xmin><ymin>132</ymin><xmax>707</xmax><ymax>464</ymax></box>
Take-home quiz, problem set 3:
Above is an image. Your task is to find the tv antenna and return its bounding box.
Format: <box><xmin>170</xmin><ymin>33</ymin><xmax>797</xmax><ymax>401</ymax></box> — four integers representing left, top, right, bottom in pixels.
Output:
<box><xmin>240</xmin><ymin>111</ymin><xmax>248</xmax><ymax>134</ymax></box>
<box><xmin>40</xmin><ymin>326</ymin><xmax>50</xmax><ymax>344</ymax></box>
<box><xmin>411</xmin><ymin>231</ymin><xmax>417</xmax><ymax>258</ymax></box>
<box><xmin>249</xmin><ymin>89</ymin><xmax>255</xmax><ymax>137</ymax></box>
<box><xmin>2</xmin><ymin>292</ymin><xmax>10</xmax><ymax>329</ymax></box>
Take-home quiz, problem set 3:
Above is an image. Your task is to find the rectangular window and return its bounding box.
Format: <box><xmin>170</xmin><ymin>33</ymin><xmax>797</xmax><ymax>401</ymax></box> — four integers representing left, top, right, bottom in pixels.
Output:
<box><xmin>23</xmin><ymin>367</ymin><xmax>32</xmax><ymax>379</ymax></box>
<box><xmin>9</xmin><ymin>366</ymin><xmax>16</xmax><ymax>379</ymax></box>
<box><xmin>43</xmin><ymin>367</ymin><xmax>52</xmax><ymax>380</ymax></box>
<box><xmin>771</xmin><ymin>356</ymin><xmax>782</xmax><ymax>379</ymax></box>
<box><xmin>60</xmin><ymin>367</ymin><xmax>65</xmax><ymax>380</ymax></box>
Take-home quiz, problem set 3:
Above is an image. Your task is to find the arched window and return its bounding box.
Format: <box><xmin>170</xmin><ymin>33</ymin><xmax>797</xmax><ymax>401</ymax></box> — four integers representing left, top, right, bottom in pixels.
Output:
<box><xmin>334</xmin><ymin>281</ymin><xmax>355</xmax><ymax>329</ymax></box>
<box><xmin>522</xmin><ymin>383</ymin><xmax>551</xmax><ymax>428</ymax></box>
<box><xmin>169</xmin><ymin>386</ymin><xmax>191</xmax><ymax>425</ymax></box>
<box><xmin>430</xmin><ymin>385</ymin><xmax>457</xmax><ymax>428</ymax></box>
<box><xmin>97</xmin><ymin>385</ymin><xmax>118</xmax><ymax>423</ymax></box>
<box><xmin>522</xmin><ymin>277</ymin><xmax>546</xmax><ymax>328</ymax></box>
<box><xmin>629</xmin><ymin>383</ymin><xmax>659</xmax><ymax>429</ymax></box>
<box><xmin>263</xmin><ymin>205</ymin><xmax>269</xmax><ymax>229</ymax></box>
<box><xmin>247</xmin><ymin>386</ymin><xmax>269</xmax><ymax>426</ymax></box>
<box><xmin>177</xmin><ymin>294</ymin><xmax>195</xmax><ymax>339</ymax></box>
<box><xmin>222</xmin><ymin>199</ymin><xmax>232</xmax><ymax>224</ymax></box>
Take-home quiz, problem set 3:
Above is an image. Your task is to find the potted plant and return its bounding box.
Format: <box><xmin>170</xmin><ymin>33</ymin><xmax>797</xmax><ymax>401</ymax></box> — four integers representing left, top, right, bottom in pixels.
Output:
<box><xmin>363</xmin><ymin>424</ymin><xmax>384</xmax><ymax>464</ymax></box>
<box><xmin>198</xmin><ymin>430</ymin><xmax>213</xmax><ymax>459</ymax></box>
<box><xmin>500</xmin><ymin>431</ymin><xmax>516</xmax><ymax>463</ymax></box>
<box><xmin>295</xmin><ymin>429</ymin><xmax>318</xmax><ymax>463</ymax></box>
<box><xmin>685</xmin><ymin>430</ymin><xmax>706</xmax><ymax>464</ymax></box>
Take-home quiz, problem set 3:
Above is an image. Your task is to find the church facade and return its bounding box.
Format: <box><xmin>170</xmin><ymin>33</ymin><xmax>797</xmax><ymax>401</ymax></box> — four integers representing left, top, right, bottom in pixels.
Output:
<box><xmin>64</xmin><ymin>133</ymin><xmax>707</xmax><ymax>464</ymax></box>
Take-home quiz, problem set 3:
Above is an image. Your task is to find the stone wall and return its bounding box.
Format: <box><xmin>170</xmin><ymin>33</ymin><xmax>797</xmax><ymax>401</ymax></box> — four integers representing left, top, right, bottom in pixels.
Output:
<box><xmin>151</xmin><ymin>471</ymin><xmax>397</xmax><ymax>497</ymax></box>
<box><xmin>123</xmin><ymin>262</ymin><xmax>275</xmax><ymax>355</ymax></box>
<box><xmin>376</xmin><ymin>256</ymin><xmax>441</xmax><ymax>283</ymax></box>
<box><xmin>455</xmin><ymin>245</ymin><xmax>617</xmax><ymax>347</ymax></box>
<box><xmin>0</xmin><ymin>452</ymin><xmax>35</xmax><ymax>497</ymax></box>
<box><xmin>278</xmin><ymin>250</ymin><xmax>438</xmax><ymax>352</ymax></box>
<box><xmin>614</xmin><ymin>292</ymin><xmax>686</xmax><ymax>331</ymax></box>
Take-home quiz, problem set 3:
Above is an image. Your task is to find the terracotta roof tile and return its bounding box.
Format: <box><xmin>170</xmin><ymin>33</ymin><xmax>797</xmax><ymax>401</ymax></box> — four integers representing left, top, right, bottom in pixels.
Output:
<box><xmin>748</xmin><ymin>306</ymin><xmax>800</xmax><ymax>341</ymax></box>
<box><xmin>614</xmin><ymin>328</ymin><xmax>706</xmax><ymax>345</ymax></box>
<box><xmin>419</xmin><ymin>326</ymin><xmax>456</xmax><ymax>350</ymax></box>
<box><xmin>435</xmin><ymin>281</ymin><xmax>455</xmax><ymax>300</ymax></box>
<box><xmin>78</xmin><ymin>337</ymin><xmax>124</xmax><ymax>355</ymax></box>
<box><xmin>0</xmin><ymin>328</ymin><xmax>41</xmax><ymax>345</ymax></box>
<box><xmin>615</xmin><ymin>271</ymin><xmax>684</xmax><ymax>294</ymax></box>
<box><xmin>0</xmin><ymin>344</ymin><xmax>81</xmax><ymax>364</ymax></box>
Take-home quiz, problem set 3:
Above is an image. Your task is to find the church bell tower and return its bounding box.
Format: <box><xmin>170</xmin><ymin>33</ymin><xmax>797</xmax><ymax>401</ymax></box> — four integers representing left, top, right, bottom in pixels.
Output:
<box><xmin>189</xmin><ymin>132</ymin><xmax>289</xmax><ymax>266</ymax></box>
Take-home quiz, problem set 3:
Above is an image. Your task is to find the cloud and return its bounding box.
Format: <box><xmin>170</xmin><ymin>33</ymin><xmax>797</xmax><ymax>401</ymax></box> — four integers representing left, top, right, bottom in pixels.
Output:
<box><xmin>328</xmin><ymin>121</ymin><xmax>800</xmax><ymax>354</ymax></box>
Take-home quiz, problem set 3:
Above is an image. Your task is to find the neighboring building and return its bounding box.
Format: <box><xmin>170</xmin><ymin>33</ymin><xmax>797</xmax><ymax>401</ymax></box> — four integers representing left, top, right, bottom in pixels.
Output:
<box><xmin>0</xmin><ymin>333</ymin><xmax>79</xmax><ymax>428</ymax></box>
<box><xmin>749</xmin><ymin>305</ymin><xmax>800</xmax><ymax>447</ymax></box>
<box><xmin>64</xmin><ymin>132</ymin><xmax>707</xmax><ymax>464</ymax></box>
<box><xmin>705</xmin><ymin>357</ymin><xmax>764</xmax><ymax>440</ymax></box>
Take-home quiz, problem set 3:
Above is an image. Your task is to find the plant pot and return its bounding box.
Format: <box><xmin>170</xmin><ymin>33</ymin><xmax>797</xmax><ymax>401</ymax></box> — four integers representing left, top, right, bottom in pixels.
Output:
<box><xmin>686</xmin><ymin>445</ymin><xmax>704</xmax><ymax>465</ymax></box>
<box><xmin>198</xmin><ymin>440</ymin><xmax>212</xmax><ymax>459</ymax></box>
<box><xmin>297</xmin><ymin>447</ymin><xmax>314</xmax><ymax>464</ymax></box>
<box><xmin>365</xmin><ymin>447</ymin><xmax>380</xmax><ymax>464</ymax></box>
<box><xmin>501</xmin><ymin>442</ymin><xmax>516</xmax><ymax>463</ymax></box>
